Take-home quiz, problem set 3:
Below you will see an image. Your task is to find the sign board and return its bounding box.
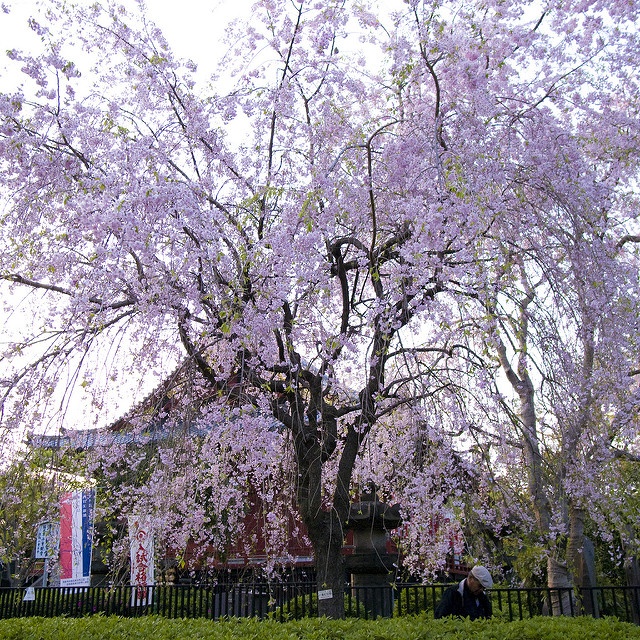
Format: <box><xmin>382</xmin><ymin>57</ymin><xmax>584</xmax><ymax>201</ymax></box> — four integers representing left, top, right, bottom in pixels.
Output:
<box><xmin>60</xmin><ymin>489</ymin><xmax>95</xmax><ymax>588</ymax></box>
<box><xmin>318</xmin><ymin>589</ymin><xmax>333</xmax><ymax>600</ymax></box>
<box><xmin>35</xmin><ymin>522</ymin><xmax>59</xmax><ymax>559</ymax></box>
<box><xmin>23</xmin><ymin>587</ymin><xmax>36</xmax><ymax>601</ymax></box>
<box><xmin>129</xmin><ymin>516</ymin><xmax>154</xmax><ymax>606</ymax></box>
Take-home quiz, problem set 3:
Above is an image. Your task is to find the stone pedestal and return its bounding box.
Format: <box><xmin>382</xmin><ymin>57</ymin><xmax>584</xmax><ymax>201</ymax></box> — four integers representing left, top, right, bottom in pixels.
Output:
<box><xmin>344</xmin><ymin>491</ymin><xmax>402</xmax><ymax>618</ymax></box>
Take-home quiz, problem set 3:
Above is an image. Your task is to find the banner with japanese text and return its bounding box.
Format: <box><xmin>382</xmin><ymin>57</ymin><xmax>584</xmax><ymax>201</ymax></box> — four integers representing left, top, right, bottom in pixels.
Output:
<box><xmin>59</xmin><ymin>489</ymin><xmax>95</xmax><ymax>588</ymax></box>
<box><xmin>129</xmin><ymin>515</ymin><xmax>154</xmax><ymax>606</ymax></box>
<box><xmin>35</xmin><ymin>522</ymin><xmax>59</xmax><ymax>559</ymax></box>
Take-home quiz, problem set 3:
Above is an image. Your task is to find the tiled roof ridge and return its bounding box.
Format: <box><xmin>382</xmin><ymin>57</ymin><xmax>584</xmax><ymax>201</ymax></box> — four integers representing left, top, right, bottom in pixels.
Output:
<box><xmin>105</xmin><ymin>358</ymin><xmax>199</xmax><ymax>431</ymax></box>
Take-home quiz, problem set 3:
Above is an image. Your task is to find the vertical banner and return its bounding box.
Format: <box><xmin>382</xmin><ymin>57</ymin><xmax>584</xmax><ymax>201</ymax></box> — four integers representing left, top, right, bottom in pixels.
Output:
<box><xmin>35</xmin><ymin>522</ymin><xmax>59</xmax><ymax>559</ymax></box>
<box><xmin>129</xmin><ymin>516</ymin><xmax>154</xmax><ymax>606</ymax></box>
<box><xmin>60</xmin><ymin>489</ymin><xmax>95</xmax><ymax>588</ymax></box>
<box><xmin>35</xmin><ymin>522</ymin><xmax>59</xmax><ymax>587</ymax></box>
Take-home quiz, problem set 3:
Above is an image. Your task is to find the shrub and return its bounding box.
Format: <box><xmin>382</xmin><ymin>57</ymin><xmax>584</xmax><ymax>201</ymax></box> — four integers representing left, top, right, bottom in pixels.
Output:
<box><xmin>2</xmin><ymin>614</ymin><xmax>640</xmax><ymax>640</ymax></box>
<box><xmin>273</xmin><ymin>591</ymin><xmax>373</xmax><ymax>620</ymax></box>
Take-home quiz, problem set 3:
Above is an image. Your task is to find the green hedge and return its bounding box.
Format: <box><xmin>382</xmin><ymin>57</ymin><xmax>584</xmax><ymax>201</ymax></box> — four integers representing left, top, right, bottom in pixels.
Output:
<box><xmin>2</xmin><ymin>614</ymin><xmax>640</xmax><ymax>640</ymax></box>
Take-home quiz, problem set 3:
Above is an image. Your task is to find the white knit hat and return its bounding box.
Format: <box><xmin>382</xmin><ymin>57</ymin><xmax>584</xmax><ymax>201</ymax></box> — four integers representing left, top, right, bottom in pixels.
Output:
<box><xmin>470</xmin><ymin>565</ymin><xmax>493</xmax><ymax>589</ymax></box>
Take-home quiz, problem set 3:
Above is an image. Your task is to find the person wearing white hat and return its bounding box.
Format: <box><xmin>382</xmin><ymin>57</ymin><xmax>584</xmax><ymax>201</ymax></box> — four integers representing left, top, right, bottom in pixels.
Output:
<box><xmin>434</xmin><ymin>565</ymin><xmax>493</xmax><ymax>620</ymax></box>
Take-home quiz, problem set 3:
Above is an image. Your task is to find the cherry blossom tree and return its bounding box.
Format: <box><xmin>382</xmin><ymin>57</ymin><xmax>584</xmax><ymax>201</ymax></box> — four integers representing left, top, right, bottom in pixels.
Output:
<box><xmin>457</xmin><ymin>111</ymin><xmax>640</xmax><ymax>604</ymax></box>
<box><xmin>0</xmin><ymin>445</ymin><xmax>72</xmax><ymax>587</ymax></box>
<box><xmin>1</xmin><ymin>0</ymin><xmax>639</xmax><ymax>617</ymax></box>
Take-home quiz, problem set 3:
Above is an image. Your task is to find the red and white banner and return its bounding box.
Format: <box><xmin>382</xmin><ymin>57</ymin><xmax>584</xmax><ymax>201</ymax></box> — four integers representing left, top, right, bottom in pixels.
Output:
<box><xmin>129</xmin><ymin>516</ymin><xmax>154</xmax><ymax>605</ymax></box>
<box><xmin>59</xmin><ymin>489</ymin><xmax>95</xmax><ymax>587</ymax></box>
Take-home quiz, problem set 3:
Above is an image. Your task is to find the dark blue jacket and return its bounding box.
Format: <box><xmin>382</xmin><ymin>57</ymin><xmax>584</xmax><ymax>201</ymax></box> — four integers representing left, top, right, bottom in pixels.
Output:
<box><xmin>434</xmin><ymin>581</ymin><xmax>492</xmax><ymax>620</ymax></box>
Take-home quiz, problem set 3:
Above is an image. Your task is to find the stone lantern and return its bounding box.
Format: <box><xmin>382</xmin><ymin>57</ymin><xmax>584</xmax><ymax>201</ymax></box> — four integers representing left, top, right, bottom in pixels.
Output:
<box><xmin>344</xmin><ymin>487</ymin><xmax>402</xmax><ymax>617</ymax></box>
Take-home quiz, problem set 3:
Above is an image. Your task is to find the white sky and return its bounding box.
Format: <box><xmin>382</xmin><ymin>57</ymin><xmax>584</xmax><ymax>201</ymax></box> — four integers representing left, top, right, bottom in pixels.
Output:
<box><xmin>0</xmin><ymin>0</ymin><xmax>252</xmax><ymax>77</ymax></box>
<box><xmin>0</xmin><ymin>0</ymin><xmax>256</xmax><ymax>436</ymax></box>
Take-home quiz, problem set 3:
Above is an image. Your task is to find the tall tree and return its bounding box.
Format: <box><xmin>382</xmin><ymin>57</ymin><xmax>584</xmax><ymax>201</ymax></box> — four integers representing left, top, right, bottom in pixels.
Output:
<box><xmin>1</xmin><ymin>0</ymin><xmax>639</xmax><ymax>616</ymax></box>
<box><xmin>475</xmin><ymin>121</ymin><xmax>640</xmax><ymax>603</ymax></box>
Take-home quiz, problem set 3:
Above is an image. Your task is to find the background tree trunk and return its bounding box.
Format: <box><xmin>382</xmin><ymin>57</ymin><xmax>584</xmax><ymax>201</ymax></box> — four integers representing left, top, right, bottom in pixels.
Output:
<box><xmin>566</xmin><ymin>503</ymin><xmax>599</xmax><ymax>616</ymax></box>
<box><xmin>547</xmin><ymin>556</ymin><xmax>574</xmax><ymax>616</ymax></box>
<box><xmin>623</xmin><ymin>525</ymin><xmax>640</xmax><ymax>624</ymax></box>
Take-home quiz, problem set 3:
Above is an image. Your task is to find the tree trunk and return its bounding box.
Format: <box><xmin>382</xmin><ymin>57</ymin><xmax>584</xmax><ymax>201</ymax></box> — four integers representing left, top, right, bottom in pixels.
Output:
<box><xmin>623</xmin><ymin>525</ymin><xmax>640</xmax><ymax>624</ymax></box>
<box><xmin>566</xmin><ymin>503</ymin><xmax>598</xmax><ymax>616</ymax></box>
<box><xmin>308</xmin><ymin>518</ymin><xmax>347</xmax><ymax>618</ymax></box>
<box><xmin>625</xmin><ymin>555</ymin><xmax>640</xmax><ymax>624</ymax></box>
<box><xmin>292</xmin><ymin>414</ymin><xmax>355</xmax><ymax>619</ymax></box>
<box><xmin>547</xmin><ymin>556</ymin><xmax>573</xmax><ymax>616</ymax></box>
<box><xmin>566</xmin><ymin>503</ymin><xmax>585</xmax><ymax>585</ymax></box>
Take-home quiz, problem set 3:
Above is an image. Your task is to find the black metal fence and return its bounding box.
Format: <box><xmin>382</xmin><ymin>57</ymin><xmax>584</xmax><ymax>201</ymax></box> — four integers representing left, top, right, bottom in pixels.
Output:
<box><xmin>395</xmin><ymin>584</ymin><xmax>640</xmax><ymax>624</ymax></box>
<box><xmin>2</xmin><ymin>582</ymin><xmax>640</xmax><ymax>623</ymax></box>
